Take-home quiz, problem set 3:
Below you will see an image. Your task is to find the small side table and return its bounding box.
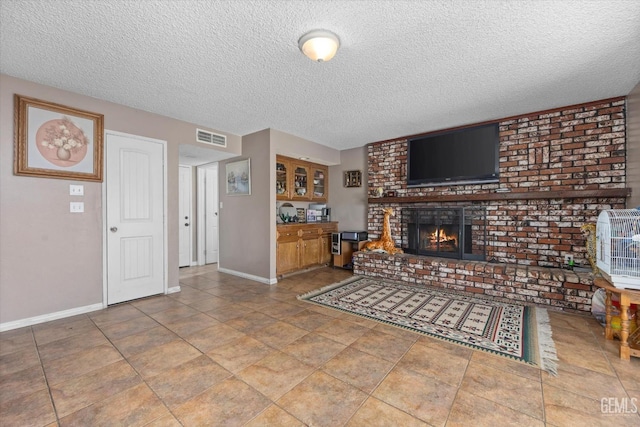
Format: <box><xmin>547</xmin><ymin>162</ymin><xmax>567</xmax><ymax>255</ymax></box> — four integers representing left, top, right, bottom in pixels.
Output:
<box><xmin>593</xmin><ymin>277</ymin><xmax>640</xmax><ymax>360</ymax></box>
<box><xmin>333</xmin><ymin>240</ymin><xmax>367</xmax><ymax>269</ymax></box>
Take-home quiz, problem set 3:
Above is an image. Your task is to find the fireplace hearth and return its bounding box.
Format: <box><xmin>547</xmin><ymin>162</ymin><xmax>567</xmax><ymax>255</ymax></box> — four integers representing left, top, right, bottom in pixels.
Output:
<box><xmin>401</xmin><ymin>207</ymin><xmax>487</xmax><ymax>260</ymax></box>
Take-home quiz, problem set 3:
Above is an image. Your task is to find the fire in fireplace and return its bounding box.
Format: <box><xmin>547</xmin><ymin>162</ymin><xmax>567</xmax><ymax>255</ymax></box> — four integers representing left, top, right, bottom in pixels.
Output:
<box><xmin>402</xmin><ymin>207</ymin><xmax>486</xmax><ymax>260</ymax></box>
<box><xmin>422</xmin><ymin>225</ymin><xmax>459</xmax><ymax>252</ymax></box>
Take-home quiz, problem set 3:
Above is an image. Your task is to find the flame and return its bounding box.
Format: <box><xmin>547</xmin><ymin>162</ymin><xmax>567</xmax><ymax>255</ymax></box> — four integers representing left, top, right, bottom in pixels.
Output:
<box><xmin>430</xmin><ymin>228</ymin><xmax>457</xmax><ymax>245</ymax></box>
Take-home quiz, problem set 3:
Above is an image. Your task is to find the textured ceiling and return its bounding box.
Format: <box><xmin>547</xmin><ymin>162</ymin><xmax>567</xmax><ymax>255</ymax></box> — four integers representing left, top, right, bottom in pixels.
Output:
<box><xmin>1</xmin><ymin>0</ymin><xmax>639</xmax><ymax>151</ymax></box>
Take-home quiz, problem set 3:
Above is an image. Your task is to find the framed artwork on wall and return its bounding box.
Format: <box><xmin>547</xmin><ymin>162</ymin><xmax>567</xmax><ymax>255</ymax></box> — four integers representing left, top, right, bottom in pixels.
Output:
<box><xmin>14</xmin><ymin>94</ymin><xmax>104</xmax><ymax>182</ymax></box>
<box><xmin>226</xmin><ymin>158</ymin><xmax>251</xmax><ymax>195</ymax></box>
<box><xmin>344</xmin><ymin>170</ymin><xmax>362</xmax><ymax>187</ymax></box>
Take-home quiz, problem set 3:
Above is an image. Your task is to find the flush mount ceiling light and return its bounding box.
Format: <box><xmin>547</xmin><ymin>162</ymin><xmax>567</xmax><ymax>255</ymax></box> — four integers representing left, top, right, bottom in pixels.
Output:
<box><xmin>298</xmin><ymin>30</ymin><xmax>340</xmax><ymax>62</ymax></box>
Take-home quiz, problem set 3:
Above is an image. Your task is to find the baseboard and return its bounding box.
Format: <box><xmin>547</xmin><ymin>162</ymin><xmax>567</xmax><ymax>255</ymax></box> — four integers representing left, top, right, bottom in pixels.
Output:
<box><xmin>217</xmin><ymin>267</ymin><xmax>277</xmax><ymax>285</ymax></box>
<box><xmin>167</xmin><ymin>286</ymin><xmax>181</xmax><ymax>294</ymax></box>
<box><xmin>0</xmin><ymin>302</ymin><xmax>104</xmax><ymax>332</ymax></box>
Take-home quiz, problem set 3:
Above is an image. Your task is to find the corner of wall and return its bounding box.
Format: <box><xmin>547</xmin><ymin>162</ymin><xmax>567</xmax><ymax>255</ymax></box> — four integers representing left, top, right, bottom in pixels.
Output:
<box><xmin>626</xmin><ymin>82</ymin><xmax>640</xmax><ymax>208</ymax></box>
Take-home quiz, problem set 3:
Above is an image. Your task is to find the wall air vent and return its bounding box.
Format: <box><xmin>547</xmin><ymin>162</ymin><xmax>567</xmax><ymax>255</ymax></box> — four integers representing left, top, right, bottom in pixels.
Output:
<box><xmin>196</xmin><ymin>129</ymin><xmax>226</xmax><ymax>147</ymax></box>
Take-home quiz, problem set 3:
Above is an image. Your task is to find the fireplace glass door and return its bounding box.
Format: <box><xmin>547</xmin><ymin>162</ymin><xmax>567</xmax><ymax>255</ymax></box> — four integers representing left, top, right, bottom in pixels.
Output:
<box><xmin>402</xmin><ymin>207</ymin><xmax>486</xmax><ymax>260</ymax></box>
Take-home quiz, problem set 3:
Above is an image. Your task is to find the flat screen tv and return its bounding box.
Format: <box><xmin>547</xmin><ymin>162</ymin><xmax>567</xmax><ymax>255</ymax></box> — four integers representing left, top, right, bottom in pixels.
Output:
<box><xmin>407</xmin><ymin>123</ymin><xmax>500</xmax><ymax>187</ymax></box>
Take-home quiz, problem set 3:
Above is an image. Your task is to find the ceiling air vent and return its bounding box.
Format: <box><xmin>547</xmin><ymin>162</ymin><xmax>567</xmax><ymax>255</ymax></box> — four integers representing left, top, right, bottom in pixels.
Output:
<box><xmin>196</xmin><ymin>129</ymin><xmax>226</xmax><ymax>147</ymax></box>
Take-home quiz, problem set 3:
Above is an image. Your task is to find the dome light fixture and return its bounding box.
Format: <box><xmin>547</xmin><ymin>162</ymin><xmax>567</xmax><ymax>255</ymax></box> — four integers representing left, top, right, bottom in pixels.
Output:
<box><xmin>298</xmin><ymin>30</ymin><xmax>340</xmax><ymax>62</ymax></box>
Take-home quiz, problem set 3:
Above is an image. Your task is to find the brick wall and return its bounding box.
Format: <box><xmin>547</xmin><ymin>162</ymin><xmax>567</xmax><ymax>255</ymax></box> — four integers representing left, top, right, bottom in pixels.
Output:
<box><xmin>367</xmin><ymin>97</ymin><xmax>628</xmax><ymax>269</ymax></box>
<box><xmin>353</xmin><ymin>252</ymin><xmax>594</xmax><ymax>312</ymax></box>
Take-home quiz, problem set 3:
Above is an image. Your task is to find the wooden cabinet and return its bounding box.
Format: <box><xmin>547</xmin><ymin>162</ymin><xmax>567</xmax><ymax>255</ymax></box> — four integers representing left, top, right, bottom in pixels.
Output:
<box><xmin>310</xmin><ymin>165</ymin><xmax>327</xmax><ymax>201</ymax></box>
<box><xmin>276</xmin><ymin>155</ymin><xmax>328</xmax><ymax>203</ymax></box>
<box><xmin>301</xmin><ymin>236</ymin><xmax>320</xmax><ymax>266</ymax></box>
<box><xmin>276</xmin><ymin>226</ymin><xmax>299</xmax><ymax>274</ymax></box>
<box><xmin>291</xmin><ymin>162</ymin><xmax>311</xmax><ymax>201</ymax></box>
<box><xmin>276</xmin><ymin>222</ymin><xmax>338</xmax><ymax>275</ymax></box>
<box><xmin>276</xmin><ymin>157</ymin><xmax>290</xmax><ymax>200</ymax></box>
<box><xmin>320</xmin><ymin>234</ymin><xmax>332</xmax><ymax>265</ymax></box>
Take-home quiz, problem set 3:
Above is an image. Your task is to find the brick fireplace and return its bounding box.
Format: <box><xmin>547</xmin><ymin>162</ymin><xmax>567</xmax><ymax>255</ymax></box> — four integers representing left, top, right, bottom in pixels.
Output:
<box><xmin>355</xmin><ymin>97</ymin><xmax>630</xmax><ymax>313</ymax></box>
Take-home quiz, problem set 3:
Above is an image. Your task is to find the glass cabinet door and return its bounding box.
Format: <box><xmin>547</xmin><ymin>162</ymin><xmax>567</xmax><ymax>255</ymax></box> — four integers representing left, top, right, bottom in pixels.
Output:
<box><xmin>276</xmin><ymin>158</ymin><xmax>289</xmax><ymax>199</ymax></box>
<box><xmin>292</xmin><ymin>164</ymin><xmax>310</xmax><ymax>199</ymax></box>
<box><xmin>311</xmin><ymin>167</ymin><xmax>327</xmax><ymax>201</ymax></box>
<box><xmin>311</xmin><ymin>168</ymin><xmax>327</xmax><ymax>199</ymax></box>
<box><xmin>275</xmin><ymin>156</ymin><xmax>329</xmax><ymax>202</ymax></box>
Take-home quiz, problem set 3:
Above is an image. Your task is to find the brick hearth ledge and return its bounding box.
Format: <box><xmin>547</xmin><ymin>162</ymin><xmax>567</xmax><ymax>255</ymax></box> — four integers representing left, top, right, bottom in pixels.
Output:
<box><xmin>353</xmin><ymin>252</ymin><xmax>594</xmax><ymax>313</ymax></box>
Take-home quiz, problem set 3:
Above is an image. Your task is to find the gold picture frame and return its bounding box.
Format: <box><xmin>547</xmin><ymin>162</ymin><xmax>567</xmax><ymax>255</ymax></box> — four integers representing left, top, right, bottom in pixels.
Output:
<box><xmin>14</xmin><ymin>94</ymin><xmax>104</xmax><ymax>182</ymax></box>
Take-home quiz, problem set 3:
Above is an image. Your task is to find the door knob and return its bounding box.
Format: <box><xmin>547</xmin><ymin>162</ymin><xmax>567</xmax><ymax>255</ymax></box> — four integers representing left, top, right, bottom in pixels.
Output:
<box><xmin>185</xmin><ymin>223</ymin><xmax>189</xmax><ymax>227</ymax></box>
<box><xmin>110</xmin><ymin>227</ymin><xmax>118</xmax><ymax>232</ymax></box>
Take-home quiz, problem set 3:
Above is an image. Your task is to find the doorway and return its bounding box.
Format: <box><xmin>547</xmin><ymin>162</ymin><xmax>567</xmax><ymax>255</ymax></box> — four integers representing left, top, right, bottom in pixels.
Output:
<box><xmin>178</xmin><ymin>165</ymin><xmax>192</xmax><ymax>267</ymax></box>
<box><xmin>104</xmin><ymin>131</ymin><xmax>167</xmax><ymax>305</ymax></box>
<box><xmin>197</xmin><ymin>163</ymin><xmax>219</xmax><ymax>265</ymax></box>
<box><xmin>178</xmin><ymin>143</ymin><xmax>233</xmax><ymax>267</ymax></box>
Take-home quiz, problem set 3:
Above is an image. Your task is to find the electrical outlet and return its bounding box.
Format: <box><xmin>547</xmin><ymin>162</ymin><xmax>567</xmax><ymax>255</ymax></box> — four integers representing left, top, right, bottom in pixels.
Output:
<box><xmin>69</xmin><ymin>184</ymin><xmax>84</xmax><ymax>196</ymax></box>
<box><xmin>564</xmin><ymin>254</ymin><xmax>574</xmax><ymax>265</ymax></box>
<box><xmin>70</xmin><ymin>202</ymin><xmax>84</xmax><ymax>213</ymax></box>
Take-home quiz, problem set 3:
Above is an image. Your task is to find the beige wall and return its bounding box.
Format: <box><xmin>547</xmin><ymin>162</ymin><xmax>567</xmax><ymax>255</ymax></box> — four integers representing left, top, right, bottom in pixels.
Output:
<box><xmin>0</xmin><ymin>74</ymin><xmax>241</xmax><ymax>325</ymax></box>
<box><xmin>271</xmin><ymin>129</ymin><xmax>340</xmax><ymax>166</ymax></box>
<box><xmin>627</xmin><ymin>81</ymin><xmax>640</xmax><ymax>208</ymax></box>
<box><xmin>329</xmin><ymin>147</ymin><xmax>369</xmax><ymax>231</ymax></box>
<box><xmin>218</xmin><ymin>129</ymin><xmax>272</xmax><ymax>280</ymax></box>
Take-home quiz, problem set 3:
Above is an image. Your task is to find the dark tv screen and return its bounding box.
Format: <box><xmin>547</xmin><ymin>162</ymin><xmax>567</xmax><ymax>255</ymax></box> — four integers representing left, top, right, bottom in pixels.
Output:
<box><xmin>407</xmin><ymin>123</ymin><xmax>499</xmax><ymax>186</ymax></box>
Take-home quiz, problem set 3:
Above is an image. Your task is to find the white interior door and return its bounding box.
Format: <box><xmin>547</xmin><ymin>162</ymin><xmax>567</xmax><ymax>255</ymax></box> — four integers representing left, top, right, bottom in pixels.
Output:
<box><xmin>205</xmin><ymin>165</ymin><xmax>219</xmax><ymax>264</ymax></box>
<box><xmin>178</xmin><ymin>165</ymin><xmax>192</xmax><ymax>267</ymax></box>
<box><xmin>106</xmin><ymin>132</ymin><xmax>165</xmax><ymax>304</ymax></box>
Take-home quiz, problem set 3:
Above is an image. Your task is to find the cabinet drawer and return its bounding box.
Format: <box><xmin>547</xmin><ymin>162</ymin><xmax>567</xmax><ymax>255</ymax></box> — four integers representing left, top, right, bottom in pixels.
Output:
<box><xmin>277</xmin><ymin>229</ymin><xmax>299</xmax><ymax>242</ymax></box>
<box><xmin>300</xmin><ymin>228</ymin><xmax>321</xmax><ymax>238</ymax></box>
<box><xmin>319</xmin><ymin>224</ymin><xmax>338</xmax><ymax>234</ymax></box>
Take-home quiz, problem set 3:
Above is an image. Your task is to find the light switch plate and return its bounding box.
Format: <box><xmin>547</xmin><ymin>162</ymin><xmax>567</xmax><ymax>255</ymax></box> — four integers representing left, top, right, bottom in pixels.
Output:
<box><xmin>70</xmin><ymin>202</ymin><xmax>84</xmax><ymax>213</ymax></box>
<box><xmin>70</xmin><ymin>184</ymin><xmax>84</xmax><ymax>196</ymax></box>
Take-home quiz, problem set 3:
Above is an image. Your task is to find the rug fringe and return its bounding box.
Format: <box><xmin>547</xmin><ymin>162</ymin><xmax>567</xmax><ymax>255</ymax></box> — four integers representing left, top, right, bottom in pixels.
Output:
<box><xmin>535</xmin><ymin>306</ymin><xmax>558</xmax><ymax>376</ymax></box>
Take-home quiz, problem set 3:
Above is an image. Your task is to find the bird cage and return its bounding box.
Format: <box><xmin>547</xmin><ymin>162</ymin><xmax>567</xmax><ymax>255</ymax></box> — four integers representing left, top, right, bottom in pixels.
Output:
<box><xmin>596</xmin><ymin>209</ymin><xmax>640</xmax><ymax>290</ymax></box>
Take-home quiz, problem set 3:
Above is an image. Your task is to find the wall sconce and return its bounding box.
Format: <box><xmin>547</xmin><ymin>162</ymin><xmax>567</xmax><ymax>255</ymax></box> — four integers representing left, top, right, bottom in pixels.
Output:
<box><xmin>298</xmin><ymin>30</ymin><xmax>340</xmax><ymax>62</ymax></box>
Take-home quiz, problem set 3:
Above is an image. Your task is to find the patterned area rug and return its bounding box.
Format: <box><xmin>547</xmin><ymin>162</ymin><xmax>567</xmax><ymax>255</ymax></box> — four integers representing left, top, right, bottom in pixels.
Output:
<box><xmin>298</xmin><ymin>276</ymin><xmax>558</xmax><ymax>375</ymax></box>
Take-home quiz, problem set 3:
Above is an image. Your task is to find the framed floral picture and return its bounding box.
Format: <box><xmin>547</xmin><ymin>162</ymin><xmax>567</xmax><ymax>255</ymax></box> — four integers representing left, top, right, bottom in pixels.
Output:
<box><xmin>14</xmin><ymin>94</ymin><xmax>104</xmax><ymax>181</ymax></box>
<box><xmin>226</xmin><ymin>158</ymin><xmax>251</xmax><ymax>195</ymax></box>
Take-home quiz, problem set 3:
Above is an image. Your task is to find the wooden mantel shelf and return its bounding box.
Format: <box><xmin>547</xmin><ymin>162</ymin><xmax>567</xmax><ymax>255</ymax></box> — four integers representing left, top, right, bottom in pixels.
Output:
<box><xmin>368</xmin><ymin>188</ymin><xmax>631</xmax><ymax>204</ymax></box>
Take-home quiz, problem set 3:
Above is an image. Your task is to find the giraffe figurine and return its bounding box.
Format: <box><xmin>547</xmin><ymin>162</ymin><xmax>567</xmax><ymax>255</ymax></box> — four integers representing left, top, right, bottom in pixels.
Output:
<box><xmin>363</xmin><ymin>207</ymin><xmax>404</xmax><ymax>255</ymax></box>
<box><xmin>580</xmin><ymin>223</ymin><xmax>599</xmax><ymax>275</ymax></box>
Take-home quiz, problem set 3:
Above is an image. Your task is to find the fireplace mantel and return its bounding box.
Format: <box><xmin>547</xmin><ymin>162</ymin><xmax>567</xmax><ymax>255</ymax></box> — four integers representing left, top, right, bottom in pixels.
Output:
<box><xmin>368</xmin><ymin>188</ymin><xmax>630</xmax><ymax>204</ymax></box>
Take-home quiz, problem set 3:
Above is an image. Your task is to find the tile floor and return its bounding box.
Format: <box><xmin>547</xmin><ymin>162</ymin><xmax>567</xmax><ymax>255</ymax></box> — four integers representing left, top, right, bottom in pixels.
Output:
<box><xmin>1</xmin><ymin>265</ymin><xmax>639</xmax><ymax>426</ymax></box>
